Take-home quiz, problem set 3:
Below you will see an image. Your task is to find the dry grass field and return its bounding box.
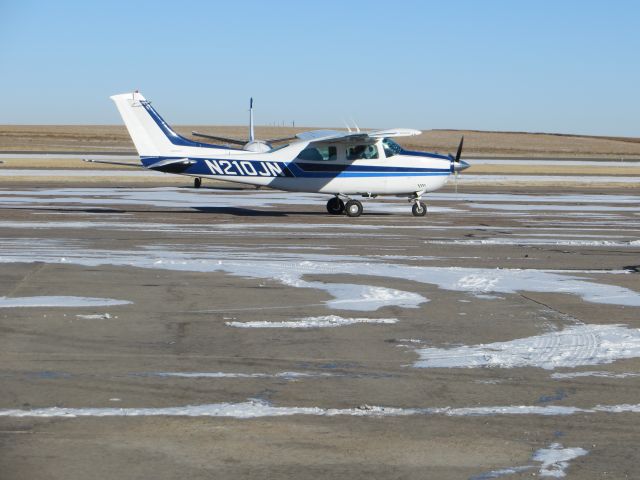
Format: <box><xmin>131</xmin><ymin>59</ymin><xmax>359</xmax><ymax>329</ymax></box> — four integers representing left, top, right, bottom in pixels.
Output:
<box><xmin>1</xmin><ymin>125</ymin><xmax>640</xmax><ymax>158</ymax></box>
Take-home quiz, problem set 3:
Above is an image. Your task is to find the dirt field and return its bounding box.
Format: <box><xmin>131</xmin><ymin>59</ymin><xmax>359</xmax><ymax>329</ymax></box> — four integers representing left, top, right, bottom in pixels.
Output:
<box><xmin>2</xmin><ymin>125</ymin><xmax>640</xmax><ymax>158</ymax></box>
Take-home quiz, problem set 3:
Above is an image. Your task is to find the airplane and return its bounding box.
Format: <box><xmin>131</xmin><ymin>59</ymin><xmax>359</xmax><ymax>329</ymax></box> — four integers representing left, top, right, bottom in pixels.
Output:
<box><xmin>105</xmin><ymin>91</ymin><xmax>470</xmax><ymax>217</ymax></box>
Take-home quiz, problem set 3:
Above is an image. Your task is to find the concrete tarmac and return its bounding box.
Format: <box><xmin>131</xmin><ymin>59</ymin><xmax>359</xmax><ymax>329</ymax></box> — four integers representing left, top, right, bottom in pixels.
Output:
<box><xmin>0</xmin><ymin>182</ymin><xmax>639</xmax><ymax>479</ymax></box>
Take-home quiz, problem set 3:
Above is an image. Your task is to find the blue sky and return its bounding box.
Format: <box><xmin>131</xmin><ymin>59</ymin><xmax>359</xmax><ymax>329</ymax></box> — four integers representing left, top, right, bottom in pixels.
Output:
<box><xmin>1</xmin><ymin>0</ymin><xmax>638</xmax><ymax>135</ymax></box>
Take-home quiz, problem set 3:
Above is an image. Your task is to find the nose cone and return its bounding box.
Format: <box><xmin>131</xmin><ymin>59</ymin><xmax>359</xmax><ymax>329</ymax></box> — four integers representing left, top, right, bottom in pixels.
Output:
<box><xmin>454</xmin><ymin>160</ymin><xmax>470</xmax><ymax>172</ymax></box>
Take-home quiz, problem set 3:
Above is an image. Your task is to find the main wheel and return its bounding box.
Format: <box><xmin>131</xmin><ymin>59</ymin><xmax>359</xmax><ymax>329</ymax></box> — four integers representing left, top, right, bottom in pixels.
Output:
<box><xmin>326</xmin><ymin>197</ymin><xmax>345</xmax><ymax>215</ymax></box>
<box><xmin>194</xmin><ymin>177</ymin><xmax>202</xmax><ymax>188</ymax></box>
<box><xmin>412</xmin><ymin>201</ymin><xmax>427</xmax><ymax>217</ymax></box>
<box><xmin>345</xmin><ymin>200</ymin><xmax>363</xmax><ymax>217</ymax></box>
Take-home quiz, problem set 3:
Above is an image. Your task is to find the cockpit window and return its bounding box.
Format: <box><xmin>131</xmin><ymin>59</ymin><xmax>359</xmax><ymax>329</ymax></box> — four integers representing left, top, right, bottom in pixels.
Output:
<box><xmin>347</xmin><ymin>144</ymin><xmax>378</xmax><ymax>160</ymax></box>
<box><xmin>296</xmin><ymin>145</ymin><xmax>337</xmax><ymax>161</ymax></box>
<box><xmin>382</xmin><ymin>138</ymin><xmax>403</xmax><ymax>158</ymax></box>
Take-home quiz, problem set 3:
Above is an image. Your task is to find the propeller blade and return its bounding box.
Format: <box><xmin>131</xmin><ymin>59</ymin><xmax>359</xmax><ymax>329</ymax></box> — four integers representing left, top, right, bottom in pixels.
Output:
<box><xmin>455</xmin><ymin>136</ymin><xmax>464</xmax><ymax>163</ymax></box>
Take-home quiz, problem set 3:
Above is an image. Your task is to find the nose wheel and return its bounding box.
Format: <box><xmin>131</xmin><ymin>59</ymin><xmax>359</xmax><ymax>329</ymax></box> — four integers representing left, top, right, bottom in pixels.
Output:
<box><xmin>412</xmin><ymin>201</ymin><xmax>427</xmax><ymax>217</ymax></box>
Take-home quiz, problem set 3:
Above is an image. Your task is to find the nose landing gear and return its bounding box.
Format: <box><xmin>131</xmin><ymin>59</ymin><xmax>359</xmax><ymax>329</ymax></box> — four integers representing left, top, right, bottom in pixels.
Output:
<box><xmin>412</xmin><ymin>201</ymin><xmax>427</xmax><ymax>217</ymax></box>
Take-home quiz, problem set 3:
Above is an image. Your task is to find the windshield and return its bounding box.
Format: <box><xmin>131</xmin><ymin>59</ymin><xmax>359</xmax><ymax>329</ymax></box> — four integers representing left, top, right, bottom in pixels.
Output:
<box><xmin>382</xmin><ymin>138</ymin><xmax>403</xmax><ymax>158</ymax></box>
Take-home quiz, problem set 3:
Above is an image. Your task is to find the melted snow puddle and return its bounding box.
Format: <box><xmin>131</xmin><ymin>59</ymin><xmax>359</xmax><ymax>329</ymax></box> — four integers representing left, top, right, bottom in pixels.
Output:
<box><xmin>1</xmin><ymin>239</ymin><xmax>640</xmax><ymax>310</ymax></box>
<box><xmin>472</xmin><ymin>443</ymin><xmax>588</xmax><ymax>479</ymax></box>
<box><xmin>2</xmin><ymin>400</ymin><xmax>640</xmax><ymax>418</ymax></box>
<box><xmin>226</xmin><ymin>315</ymin><xmax>397</xmax><ymax>328</ymax></box>
<box><xmin>413</xmin><ymin>324</ymin><xmax>640</xmax><ymax>370</ymax></box>
<box><xmin>0</xmin><ymin>296</ymin><xmax>130</xmax><ymax>308</ymax></box>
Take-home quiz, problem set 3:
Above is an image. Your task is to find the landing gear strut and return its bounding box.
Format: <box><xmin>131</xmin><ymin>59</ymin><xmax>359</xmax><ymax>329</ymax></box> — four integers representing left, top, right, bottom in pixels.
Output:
<box><xmin>326</xmin><ymin>196</ymin><xmax>345</xmax><ymax>215</ymax></box>
<box><xmin>194</xmin><ymin>177</ymin><xmax>202</xmax><ymax>188</ymax></box>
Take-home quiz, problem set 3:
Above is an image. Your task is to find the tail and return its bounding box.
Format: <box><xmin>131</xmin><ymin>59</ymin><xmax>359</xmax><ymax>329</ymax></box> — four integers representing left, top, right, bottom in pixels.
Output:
<box><xmin>110</xmin><ymin>91</ymin><xmax>217</xmax><ymax>157</ymax></box>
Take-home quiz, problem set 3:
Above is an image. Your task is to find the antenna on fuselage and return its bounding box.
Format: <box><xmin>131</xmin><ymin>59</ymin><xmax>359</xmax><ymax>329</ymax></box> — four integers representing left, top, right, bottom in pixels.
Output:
<box><xmin>249</xmin><ymin>97</ymin><xmax>255</xmax><ymax>142</ymax></box>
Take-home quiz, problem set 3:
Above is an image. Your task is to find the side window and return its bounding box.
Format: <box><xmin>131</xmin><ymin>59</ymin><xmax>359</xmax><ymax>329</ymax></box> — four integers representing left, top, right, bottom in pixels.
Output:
<box><xmin>382</xmin><ymin>138</ymin><xmax>402</xmax><ymax>158</ymax></box>
<box><xmin>383</xmin><ymin>144</ymin><xmax>395</xmax><ymax>158</ymax></box>
<box><xmin>347</xmin><ymin>144</ymin><xmax>378</xmax><ymax>160</ymax></box>
<box><xmin>296</xmin><ymin>146</ymin><xmax>337</xmax><ymax>161</ymax></box>
<box><xmin>323</xmin><ymin>146</ymin><xmax>337</xmax><ymax>161</ymax></box>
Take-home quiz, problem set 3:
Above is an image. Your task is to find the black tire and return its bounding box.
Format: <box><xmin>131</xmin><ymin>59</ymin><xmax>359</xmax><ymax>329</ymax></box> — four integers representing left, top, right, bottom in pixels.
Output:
<box><xmin>412</xmin><ymin>201</ymin><xmax>427</xmax><ymax>217</ymax></box>
<box><xmin>194</xmin><ymin>177</ymin><xmax>202</xmax><ymax>188</ymax></box>
<box><xmin>345</xmin><ymin>200</ymin><xmax>363</xmax><ymax>217</ymax></box>
<box><xmin>326</xmin><ymin>197</ymin><xmax>345</xmax><ymax>215</ymax></box>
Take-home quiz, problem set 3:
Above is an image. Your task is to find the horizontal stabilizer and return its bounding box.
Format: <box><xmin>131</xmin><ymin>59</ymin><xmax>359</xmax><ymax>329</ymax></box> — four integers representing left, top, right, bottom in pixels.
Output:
<box><xmin>146</xmin><ymin>157</ymin><xmax>196</xmax><ymax>170</ymax></box>
<box><xmin>83</xmin><ymin>159</ymin><xmax>142</xmax><ymax>168</ymax></box>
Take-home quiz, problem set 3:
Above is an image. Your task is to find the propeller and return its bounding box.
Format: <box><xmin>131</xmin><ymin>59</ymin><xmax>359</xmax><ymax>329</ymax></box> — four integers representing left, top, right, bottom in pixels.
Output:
<box><xmin>191</xmin><ymin>98</ymin><xmax>295</xmax><ymax>151</ymax></box>
<box><xmin>449</xmin><ymin>136</ymin><xmax>469</xmax><ymax>193</ymax></box>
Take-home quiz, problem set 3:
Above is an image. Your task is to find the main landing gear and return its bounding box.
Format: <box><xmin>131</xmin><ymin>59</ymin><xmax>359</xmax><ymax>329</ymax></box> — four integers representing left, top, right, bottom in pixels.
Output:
<box><xmin>194</xmin><ymin>177</ymin><xmax>202</xmax><ymax>188</ymax></box>
<box><xmin>326</xmin><ymin>196</ymin><xmax>345</xmax><ymax>215</ymax></box>
<box><xmin>327</xmin><ymin>194</ymin><xmax>428</xmax><ymax>218</ymax></box>
<box><xmin>326</xmin><ymin>196</ymin><xmax>363</xmax><ymax>217</ymax></box>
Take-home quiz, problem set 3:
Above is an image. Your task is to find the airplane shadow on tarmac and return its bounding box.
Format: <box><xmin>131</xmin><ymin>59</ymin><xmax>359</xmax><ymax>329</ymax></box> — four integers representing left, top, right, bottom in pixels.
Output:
<box><xmin>6</xmin><ymin>205</ymin><xmax>394</xmax><ymax>217</ymax></box>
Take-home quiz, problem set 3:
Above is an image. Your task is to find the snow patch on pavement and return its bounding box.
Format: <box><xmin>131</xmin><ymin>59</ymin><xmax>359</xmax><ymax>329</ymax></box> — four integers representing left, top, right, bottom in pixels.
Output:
<box><xmin>149</xmin><ymin>371</ymin><xmax>336</xmax><ymax>380</ymax></box>
<box><xmin>2</xmin><ymin>400</ymin><xmax>640</xmax><ymax>418</ymax></box>
<box><xmin>414</xmin><ymin>324</ymin><xmax>640</xmax><ymax>370</ymax></box>
<box><xmin>551</xmin><ymin>371</ymin><xmax>640</xmax><ymax>379</ymax></box>
<box><xmin>75</xmin><ymin>313</ymin><xmax>114</xmax><ymax>320</ymax></box>
<box><xmin>533</xmin><ymin>442</ymin><xmax>588</xmax><ymax>477</ymax></box>
<box><xmin>1</xmin><ymin>240</ymin><xmax>640</xmax><ymax>309</ymax></box>
<box><xmin>0</xmin><ymin>296</ymin><xmax>130</xmax><ymax>308</ymax></box>
<box><xmin>226</xmin><ymin>315</ymin><xmax>397</xmax><ymax>329</ymax></box>
<box><xmin>471</xmin><ymin>442</ymin><xmax>588</xmax><ymax>479</ymax></box>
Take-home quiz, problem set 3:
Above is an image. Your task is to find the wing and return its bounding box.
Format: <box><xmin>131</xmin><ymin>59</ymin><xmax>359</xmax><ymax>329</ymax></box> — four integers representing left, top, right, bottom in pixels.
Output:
<box><xmin>296</xmin><ymin>128</ymin><xmax>421</xmax><ymax>145</ymax></box>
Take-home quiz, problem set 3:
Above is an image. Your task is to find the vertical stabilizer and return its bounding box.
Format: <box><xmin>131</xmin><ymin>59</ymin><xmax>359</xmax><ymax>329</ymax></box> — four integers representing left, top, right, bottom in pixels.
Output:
<box><xmin>110</xmin><ymin>92</ymin><xmax>176</xmax><ymax>156</ymax></box>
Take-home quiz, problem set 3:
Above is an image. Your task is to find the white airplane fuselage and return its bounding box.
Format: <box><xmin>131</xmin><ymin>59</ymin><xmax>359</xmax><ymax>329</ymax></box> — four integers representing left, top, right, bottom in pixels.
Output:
<box><xmin>140</xmin><ymin>145</ymin><xmax>451</xmax><ymax>196</ymax></box>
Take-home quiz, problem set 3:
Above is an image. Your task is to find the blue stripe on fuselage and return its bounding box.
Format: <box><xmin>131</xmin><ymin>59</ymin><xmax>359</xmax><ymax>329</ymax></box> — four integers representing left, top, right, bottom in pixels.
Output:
<box><xmin>141</xmin><ymin>156</ymin><xmax>450</xmax><ymax>179</ymax></box>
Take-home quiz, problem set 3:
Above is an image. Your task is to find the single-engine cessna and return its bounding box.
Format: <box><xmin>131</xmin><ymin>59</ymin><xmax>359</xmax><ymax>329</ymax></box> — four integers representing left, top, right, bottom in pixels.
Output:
<box><xmin>107</xmin><ymin>91</ymin><xmax>469</xmax><ymax>217</ymax></box>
